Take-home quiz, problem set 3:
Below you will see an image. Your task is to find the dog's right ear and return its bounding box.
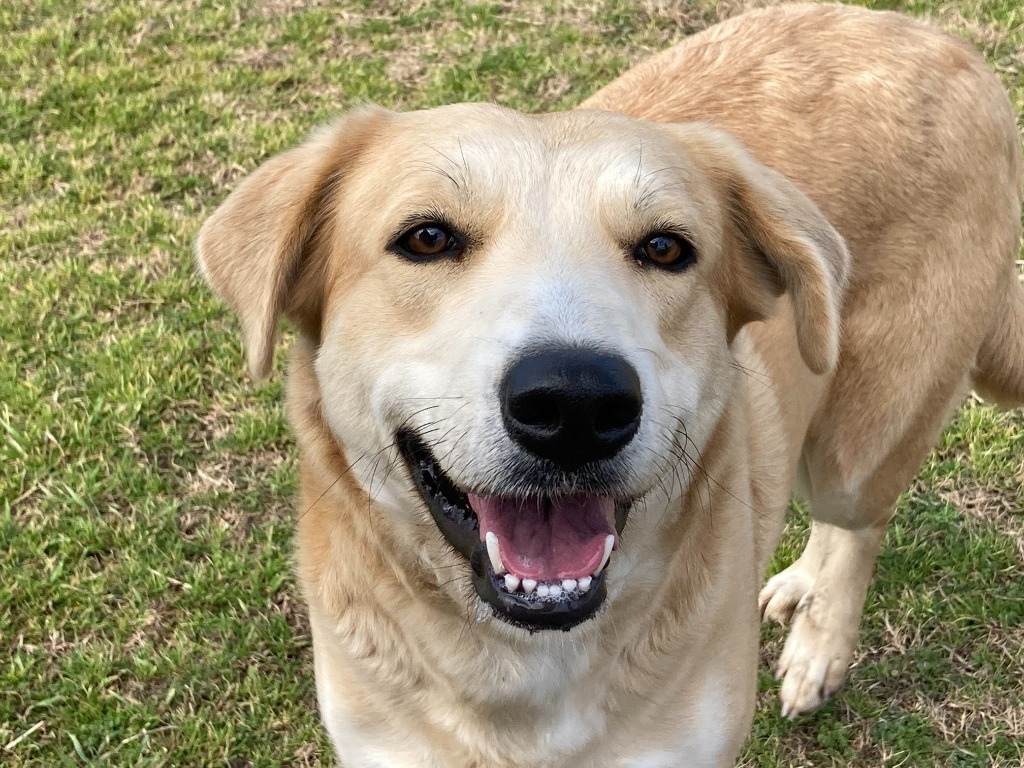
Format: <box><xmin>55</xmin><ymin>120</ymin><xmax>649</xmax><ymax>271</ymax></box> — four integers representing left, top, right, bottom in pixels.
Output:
<box><xmin>196</xmin><ymin>106</ymin><xmax>391</xmax><ymax>379</ymax></box>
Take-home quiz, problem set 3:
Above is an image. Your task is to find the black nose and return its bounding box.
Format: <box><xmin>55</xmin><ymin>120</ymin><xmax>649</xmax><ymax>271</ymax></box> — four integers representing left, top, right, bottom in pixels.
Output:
<box><xmin>500</xmin><ymin>347</ymin><xmax>643</xmax><ymax>471</ymax></box>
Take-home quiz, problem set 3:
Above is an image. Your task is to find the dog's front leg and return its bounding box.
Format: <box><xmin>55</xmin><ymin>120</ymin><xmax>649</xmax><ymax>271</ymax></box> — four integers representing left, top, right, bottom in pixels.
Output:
<box><xmin>759</xmin><ymin>517</ymin><xmax>887</xmax><ymax>716</ymax></box>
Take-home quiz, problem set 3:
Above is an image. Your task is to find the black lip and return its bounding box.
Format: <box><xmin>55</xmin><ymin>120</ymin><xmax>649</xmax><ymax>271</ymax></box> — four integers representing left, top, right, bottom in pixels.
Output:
<box><xmin>396</xmin><ymin>430</ymin><xmax>629</xmax><ymax>632</ymax></box>
<box><xmin>398</xmin><ymin>431</ymin><xmax>480</xmax><ymax>559</ymax></box>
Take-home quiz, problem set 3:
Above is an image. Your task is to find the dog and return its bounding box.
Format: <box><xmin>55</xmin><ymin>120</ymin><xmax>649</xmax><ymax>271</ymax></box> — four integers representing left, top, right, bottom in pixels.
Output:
<box><xmin>196</xmin><ymin>4</ymin><xmax>1024</xmax><ymax>766</ymax></box>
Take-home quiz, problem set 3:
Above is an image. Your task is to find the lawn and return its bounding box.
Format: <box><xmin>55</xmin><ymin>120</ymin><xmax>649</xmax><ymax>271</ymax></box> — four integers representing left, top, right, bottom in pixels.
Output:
<box><xmin>2</xmin><ymin>0</ymin><xmax>1022</xmax><ymax>765</ymax></box>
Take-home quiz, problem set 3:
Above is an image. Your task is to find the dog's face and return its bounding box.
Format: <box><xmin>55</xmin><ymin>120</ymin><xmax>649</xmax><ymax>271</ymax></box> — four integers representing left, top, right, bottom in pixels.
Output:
<box><xmin>197</xmin><ymin>103</ymin><xmax>847</xmax><ymax>632</ymax></box>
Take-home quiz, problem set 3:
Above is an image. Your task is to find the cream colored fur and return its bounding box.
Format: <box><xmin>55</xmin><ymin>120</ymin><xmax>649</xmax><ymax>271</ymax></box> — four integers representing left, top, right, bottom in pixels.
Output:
<box><xmin>196</xmin><ymin>4</ymin><xmax>1024</xmax><ymax>766</ymax></box>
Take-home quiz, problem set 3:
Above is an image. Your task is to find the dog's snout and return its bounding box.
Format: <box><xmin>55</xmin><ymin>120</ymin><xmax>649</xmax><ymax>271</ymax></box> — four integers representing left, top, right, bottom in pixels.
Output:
<box><xmin>500</xmin><ymin>348</ymin><xmax>642</xmax><ymax>470</ymax></box>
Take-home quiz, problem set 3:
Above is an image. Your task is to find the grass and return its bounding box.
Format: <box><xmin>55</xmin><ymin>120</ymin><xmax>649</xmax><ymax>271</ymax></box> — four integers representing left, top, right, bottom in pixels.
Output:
<box><xmin>1</xmin><ymin>0</ymin><xmax>1022</xmax><ymax>765</ymax></box>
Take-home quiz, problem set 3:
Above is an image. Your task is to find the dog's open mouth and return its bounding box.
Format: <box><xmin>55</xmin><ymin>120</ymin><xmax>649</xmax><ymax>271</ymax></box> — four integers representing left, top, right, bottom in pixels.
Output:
<box><xmin>397</xmin><ymin>431</ymin><xmax>629</xmax><ymax>631</ymax></box>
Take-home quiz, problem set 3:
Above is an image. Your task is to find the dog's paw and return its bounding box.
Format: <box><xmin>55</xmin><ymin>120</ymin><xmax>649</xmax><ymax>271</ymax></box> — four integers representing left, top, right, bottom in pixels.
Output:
<box><xmin>774</xmin><ymin>594</ymin><xmax>855</xmax><ymax>718</ymax></box>
<box><xmin>758</xmin><ymin>563</ymin><xmax>814</xmax><ymax>624</ymax></box>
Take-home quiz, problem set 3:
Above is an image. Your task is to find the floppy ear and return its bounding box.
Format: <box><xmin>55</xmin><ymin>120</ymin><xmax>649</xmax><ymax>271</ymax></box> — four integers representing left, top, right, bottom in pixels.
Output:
<box><xmin>672</xmin><ymin>124</ymin><xmax>850</xmax><ymax>375</ymax></box>
<box><xmin>196</xmin><ymin>106</ymin><xmax>391</xmax><ymax>379</ymax></box>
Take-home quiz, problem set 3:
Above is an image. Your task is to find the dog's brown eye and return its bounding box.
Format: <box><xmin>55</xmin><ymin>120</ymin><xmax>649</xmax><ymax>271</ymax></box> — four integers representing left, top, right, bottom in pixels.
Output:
<box><xmin>407</xmin><ymin>226</ymin><xmax>449</xmax><ymax>255</ymax></box>
<box><xmin>635</xmin><ymin>233</ymin><xmax>697</xmax><ymax>271</ymax></box>
<box><xmin>396</xmin><ymin>223</ymin><xmax>460</xmax><ymax>260</ymax></box>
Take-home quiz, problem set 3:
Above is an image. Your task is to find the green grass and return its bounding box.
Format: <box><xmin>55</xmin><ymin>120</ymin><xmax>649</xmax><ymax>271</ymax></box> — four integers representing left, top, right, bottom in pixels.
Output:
<box><xmin>2</xmin><ymin>0</ymin><xmax>1022</xmax><ymax>765</ymax></box>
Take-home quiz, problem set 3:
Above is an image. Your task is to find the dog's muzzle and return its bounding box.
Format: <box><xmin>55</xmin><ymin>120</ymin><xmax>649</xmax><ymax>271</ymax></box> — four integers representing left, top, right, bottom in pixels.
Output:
<box><xmin>398</xmin><ymin>346</ymin><xmax>641</xmax><ymax>632</ymax></box>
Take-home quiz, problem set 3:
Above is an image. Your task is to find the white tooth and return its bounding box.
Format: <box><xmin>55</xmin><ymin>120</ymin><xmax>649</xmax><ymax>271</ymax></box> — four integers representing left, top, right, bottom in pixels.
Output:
<box><xmin>548</xmin><ymin>583</ymin><xmax>562</xmax><ymax>597</ymax></box>
<box><xmin>562</xmin><ymin>579</ymin><xmax>577</xmax><ymax>592</ymax></box>
<box><xmin>536</xmin><ymin>584</ymin><xmax>550</xmax><ymax>598</ymax></box>
<box><xmin>522</xmin><ymin>579</ymin><xmax>537</xmax><ymax>595</ymax></box>
<box><xmin>578</xmin><ymin>576</ymin><xmax>592</xmax><ymax>592</ymax></box>
<box><xmin>504</xmin><ymin>574</ymin><xmax>520</xmax><ymax>592</ymax></box>
<box><xmin>485</xmin><ymin>531</ymin><xmax>505</xmax><ymax>575</ymax></box>
<box><xmin>594</xmin><ymin>535</ymin><xmax>614</xmax><ymax>576</ymax></box>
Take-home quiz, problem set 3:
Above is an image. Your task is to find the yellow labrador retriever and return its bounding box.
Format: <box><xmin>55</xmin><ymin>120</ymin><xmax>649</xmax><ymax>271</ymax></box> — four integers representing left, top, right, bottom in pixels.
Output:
<box><xmin>197</xmin><ymin>4</ymin><xmax>1024</xmax><ymax>766</ymax></box>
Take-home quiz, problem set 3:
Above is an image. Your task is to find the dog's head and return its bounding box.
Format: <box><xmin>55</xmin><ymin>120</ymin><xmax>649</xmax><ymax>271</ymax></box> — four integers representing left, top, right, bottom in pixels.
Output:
<box><xmin>197</xmin><ymin>103</ymin><xmax>848</xmax><ymax>632</ymax></box>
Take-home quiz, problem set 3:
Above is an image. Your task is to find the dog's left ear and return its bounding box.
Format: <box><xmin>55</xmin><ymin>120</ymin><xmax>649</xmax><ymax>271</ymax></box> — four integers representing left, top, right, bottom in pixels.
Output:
<box><xmin>196</xmin><ymin>106</ymin><xmax>392</xmax><ymax>379</ymax></box>
<box><xmin>670</xmin><ymin>124</ymin><xmax>851</xmax><ymax>375</ymax></box>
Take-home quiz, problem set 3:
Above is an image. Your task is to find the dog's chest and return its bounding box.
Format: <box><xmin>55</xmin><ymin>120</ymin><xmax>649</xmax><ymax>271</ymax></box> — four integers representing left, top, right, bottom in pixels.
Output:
<box><xmin>542</xmin><ymin>696</ymin><xmax>608</xmax><ymax>758</ymax></box>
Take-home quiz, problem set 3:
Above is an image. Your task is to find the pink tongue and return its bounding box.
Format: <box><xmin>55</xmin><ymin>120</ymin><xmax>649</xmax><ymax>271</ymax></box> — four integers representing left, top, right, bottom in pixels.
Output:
<box><xmin>468</xmin><ymin>494</ymin><xmax>615</xmax><ymax>580</ymax></box>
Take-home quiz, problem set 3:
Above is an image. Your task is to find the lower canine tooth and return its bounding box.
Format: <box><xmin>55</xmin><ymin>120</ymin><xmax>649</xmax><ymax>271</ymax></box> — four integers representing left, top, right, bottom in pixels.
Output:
<box><xmin>594</xmin><ymin>534</ymin><xmax>614</xmax><ymax>576</ymax></box>
<box><xmin>485</xmin><ymin>531</ymin><xmax>506</xmax><ymax>575</ymax></box>
<box><xmin>522</xmin><ymin>579</ymin><xmax>537</xmax><ymax>594</ymax></box>
<box><xmin>504</xmin><ymin>574</ymin><xmax>520</xmax><ymax>592</ymax></box>
<box><xmin>562</xmin><ymin>579</ymin><xmax>577</xmax><ymax>592</ymax></box>
<box><xmin>578</xmin><ymin>576</ymin><xmax>592</xmax><ymax>592</ymax></box>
